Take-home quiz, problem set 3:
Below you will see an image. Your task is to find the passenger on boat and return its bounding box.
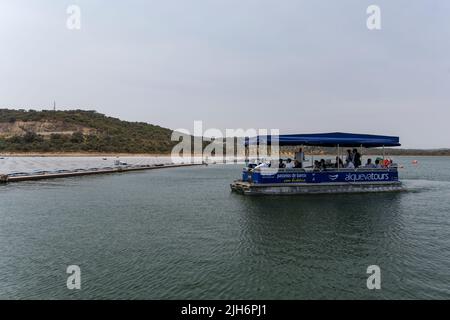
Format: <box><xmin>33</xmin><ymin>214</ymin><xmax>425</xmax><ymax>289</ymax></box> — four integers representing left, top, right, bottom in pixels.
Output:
<box><xmin>285</xmin><ymin>158</ymin><xmax>295</xmax><ymax>169</ymax></box>
<box><xmin>255</xmin><ymin>161</ymin><xmax>270</xmax><ymax>169</ymax></box>
<box><xmin>335</xmin><ymin>156</ymin><xmax>344</xmax><ymax>168</ymax></box>
<box><xmin>293</xmin><ymin>160</ymin><xmax>302</xmax><ymax>168</ymax></box>
<box><xmin>383</xmin><ymin>158</ymin><xmax>391</xmax><ymax>167</ymax></box>
<box><xmin>294</xmin><ymin>148</ymin><xmax>305</xmax><ymax>168</ymax></box>
<box><xmin>313</xmin><ymin>160</ymin><xmax>321</xmax><ymax>171</ymax></box>
<box><xmin>346</xmin><ymin>161</ymin><xmax>355</xmax><ymax>169</ymax></box>
<box><xmin>375</xmin><ymin>159</ymin><xmax>383</xmax><ymax>168</ymax></box>
<box><xmin>320</xmin><ymin>159</ymin><xmax>327</xmax><ymax>171</ymax></box>
<box><xmin>352</xmin><ymin>149</ymin><xmax>362</xmax><ymax>167</ymax></box>
<box><xmin>388</xmin><ymin>159</ymin><xmax>397</xmax><ymax>167</ymax></box>
<box><xmin>278</xmin><ymin>159</ymin><xmax>286</xmax><ymax>168</ymax></box>
<box><xmin>364</xmin><ymin>158</ymin><xmax>376</xmax><ymax>168</ymax></box>
<box><xmin>345</xmin><ymin>149</ymin><xmax>352</xmax><ymax>166</ymax></box>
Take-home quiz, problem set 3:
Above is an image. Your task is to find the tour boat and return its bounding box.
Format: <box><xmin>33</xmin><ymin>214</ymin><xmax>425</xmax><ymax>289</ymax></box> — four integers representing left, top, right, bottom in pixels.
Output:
<box><xmin>230</xmin><ymin>132</ymin><xmax>404</xmax><ymax>195</ymax></box>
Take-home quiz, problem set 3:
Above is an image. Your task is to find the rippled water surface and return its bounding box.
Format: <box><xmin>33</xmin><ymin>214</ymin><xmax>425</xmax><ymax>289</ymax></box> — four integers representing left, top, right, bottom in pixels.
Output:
<box><xmin>0</xmin><ymin>156</ymin><xmax>175</xmax><ymax>174</ymax></box>
<box><xmin>0</xmin><ymin>156</ymin><xmax>449</xmax><ymax>299</ymax></box>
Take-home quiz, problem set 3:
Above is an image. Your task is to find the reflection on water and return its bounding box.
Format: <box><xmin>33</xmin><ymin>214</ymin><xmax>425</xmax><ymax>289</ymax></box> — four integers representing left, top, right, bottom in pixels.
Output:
<box><xmin>0</xmin><ymin>157</ymin><xmax>449</xmax><ymax>299</ymax></box>
<box><xmin>232</xmin><ymin>193</ymin><xmax>407</xmax><ymax>299</ymax></box>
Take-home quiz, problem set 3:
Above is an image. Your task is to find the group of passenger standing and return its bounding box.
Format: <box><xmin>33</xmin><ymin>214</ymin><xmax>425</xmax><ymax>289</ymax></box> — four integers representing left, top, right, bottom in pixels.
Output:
<box><xmin>344</xmin><ymin>149</ymin><xmax>392</xmax><ymax>169</ymax></box>
<box><xmin>345</xmin><ymin>149</ymin><xmax>362</xmax><ymax>168</ymax></box>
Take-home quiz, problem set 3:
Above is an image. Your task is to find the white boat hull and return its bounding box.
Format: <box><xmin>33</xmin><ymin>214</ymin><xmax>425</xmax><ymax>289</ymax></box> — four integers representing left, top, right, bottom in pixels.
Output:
<box><xmin>230</xmin><ymin>180</ymin><xmax>405</xmax><ymax>195</ymax></box>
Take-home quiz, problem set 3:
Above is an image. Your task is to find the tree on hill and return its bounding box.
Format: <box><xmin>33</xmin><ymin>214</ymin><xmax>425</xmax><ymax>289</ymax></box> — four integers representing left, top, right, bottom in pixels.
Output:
<box><xmin>0</xmin><ymin>109</ymin><xmax>178</xmax><ymax>153</ymax></box>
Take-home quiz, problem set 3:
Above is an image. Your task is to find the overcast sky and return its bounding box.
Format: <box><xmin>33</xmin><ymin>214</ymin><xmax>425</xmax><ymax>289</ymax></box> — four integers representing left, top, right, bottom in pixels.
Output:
<box><xmin>0</xmin><ymin>0</ymin><xmax>449</xmax><ymax>148</ymax></box>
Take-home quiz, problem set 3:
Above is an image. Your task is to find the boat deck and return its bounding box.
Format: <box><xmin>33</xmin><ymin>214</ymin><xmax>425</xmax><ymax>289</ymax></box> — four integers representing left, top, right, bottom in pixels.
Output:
<box><xmin>230</xmin><ymin>180</ymin><xmax>404</xmax><ymax>195</ymax></box>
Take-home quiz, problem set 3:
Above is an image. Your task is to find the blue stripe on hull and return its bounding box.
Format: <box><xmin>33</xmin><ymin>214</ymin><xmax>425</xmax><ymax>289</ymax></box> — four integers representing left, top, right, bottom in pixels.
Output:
<box><xmin>244</xmin><ymin>169</ymin><xmax>399</xmax><ymax>184</ymax></box>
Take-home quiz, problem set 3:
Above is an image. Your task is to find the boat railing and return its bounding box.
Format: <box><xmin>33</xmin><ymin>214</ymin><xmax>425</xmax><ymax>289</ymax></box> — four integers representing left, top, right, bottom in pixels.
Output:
<box><xmin>247</xmin><ymin>166</ymin><xmax>398</xmax><ymax>174</ymax></box>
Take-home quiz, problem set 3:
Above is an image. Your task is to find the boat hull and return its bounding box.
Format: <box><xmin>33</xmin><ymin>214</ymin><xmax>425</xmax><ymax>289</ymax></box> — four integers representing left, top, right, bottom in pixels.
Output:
<box><xmin>230</xmin><ymin>180</ymin><xmax>404</xmax><ymax>195</ymax></box>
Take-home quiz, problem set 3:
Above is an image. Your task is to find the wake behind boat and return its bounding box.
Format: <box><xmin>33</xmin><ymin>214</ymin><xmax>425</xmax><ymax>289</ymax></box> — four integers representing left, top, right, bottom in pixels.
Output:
<box><xmin>231</xmin><ymin>132</ymin><xmax>404</xmax><ymax>195</ymax></box>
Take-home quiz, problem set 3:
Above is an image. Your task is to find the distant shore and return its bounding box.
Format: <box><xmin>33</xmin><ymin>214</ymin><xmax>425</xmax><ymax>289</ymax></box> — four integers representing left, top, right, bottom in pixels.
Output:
<box><xmin>0</xmin><ymin>151</ymin><xmax>449</xmax><ymax>157</ymax></box>
<box><xmin>0</xmin><ymin>152</ymin><xmax>173</xmax><ymax>157</ymax></box>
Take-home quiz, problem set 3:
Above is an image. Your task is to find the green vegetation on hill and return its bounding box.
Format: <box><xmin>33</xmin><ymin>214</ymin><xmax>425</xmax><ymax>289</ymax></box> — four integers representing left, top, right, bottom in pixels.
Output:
<box><xmin>0</xmin><ymin>109</ymin><xmax>177</xmax><ymax>153</ymax></box>
<box><xmin>1</xmin><ymin>109</ymin><xmax>449</xmax><ymax>155</ymax></box>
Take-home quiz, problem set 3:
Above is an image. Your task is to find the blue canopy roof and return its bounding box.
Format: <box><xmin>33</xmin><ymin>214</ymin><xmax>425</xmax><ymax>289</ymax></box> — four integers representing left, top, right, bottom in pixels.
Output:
<box><xmin>245</xmin><ymin>132</ymin><xmax>400</xmax><ymax>147</ymax></box>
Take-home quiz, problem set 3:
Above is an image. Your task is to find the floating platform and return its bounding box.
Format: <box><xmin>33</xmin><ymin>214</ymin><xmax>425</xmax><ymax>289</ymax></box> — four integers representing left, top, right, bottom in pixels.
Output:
<box><xmin>0</xmin><ymin>163</ymin><xmax>205</xmax><ymax>184</ymax></box>
<box><xmin>230</xmin><ymin>180</ymin><xmax>405</xmax><ymax>195</ymax></box>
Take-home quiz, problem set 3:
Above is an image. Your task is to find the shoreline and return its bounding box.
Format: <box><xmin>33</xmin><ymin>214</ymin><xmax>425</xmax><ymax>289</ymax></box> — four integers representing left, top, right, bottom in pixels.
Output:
<box><xmin>0</xmin><ymin>152</ymin><xmax>449</xmax><ymax>158</ymax></box>
<box><xmin>0</xmin><ymin>152</ymin><xmax>173</xmax><ymax>157</ymax></box>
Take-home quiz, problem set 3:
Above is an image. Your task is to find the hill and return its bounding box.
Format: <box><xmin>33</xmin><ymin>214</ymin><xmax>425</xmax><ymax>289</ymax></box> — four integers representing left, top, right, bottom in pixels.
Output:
<box><xmin>1</xmin><ymin>109</ymin><xmax>449</xmax><ymax>156</ymax></box>
<box><xmin>0</xmin><ymin>109</ymin><xmax>177</xmax><ymax>153</ymax></box>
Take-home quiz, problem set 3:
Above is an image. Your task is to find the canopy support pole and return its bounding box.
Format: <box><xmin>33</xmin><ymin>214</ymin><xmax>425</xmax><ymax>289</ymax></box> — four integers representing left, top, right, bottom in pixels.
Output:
<box><xmin>245</xmin><ymin>143</ymin><xmax>249</xmax><ymax>167</ymax></box>
<box><xmin>337</xmin><ymin>144</ymin><xmax>340</xmax><ymax>170</ymax></box>
<box><xmin>360</xmin><ymin>144</ymin><xmax>363</xmax><ymax>167</ymax></box>
<box><xmin>383</xmin><ymin>145</ymin><xmax>385</xmax><ymax>160</ymax></box>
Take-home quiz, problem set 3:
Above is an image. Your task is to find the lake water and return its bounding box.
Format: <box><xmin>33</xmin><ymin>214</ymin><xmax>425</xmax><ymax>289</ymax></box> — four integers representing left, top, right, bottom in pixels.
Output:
<box><xmin>0</xmin><ymin>156</ymin><xmax>449</xmax><ymax>299</ymax></box>
<box><xmin>0</xmin><ymin>156</ymin><xmax>175</xmax><ymax>174</ymax></box>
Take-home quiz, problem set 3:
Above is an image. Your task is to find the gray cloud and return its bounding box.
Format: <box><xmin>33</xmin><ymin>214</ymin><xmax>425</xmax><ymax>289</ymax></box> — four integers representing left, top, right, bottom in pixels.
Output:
<box><xmin>0</xmin><ymin>0</ymin><xmax>449</xmax><ymax>148</ymax></box>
